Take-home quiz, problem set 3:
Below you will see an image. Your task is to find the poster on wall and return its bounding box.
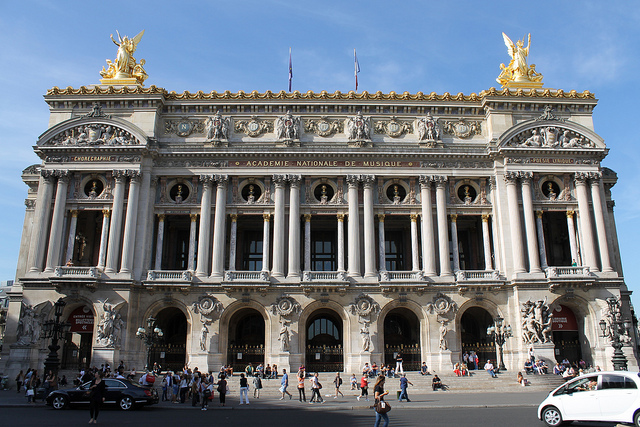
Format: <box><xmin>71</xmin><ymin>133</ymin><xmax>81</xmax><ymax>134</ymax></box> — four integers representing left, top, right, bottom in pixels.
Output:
<box><xmin>69</xmin><ymin>306</ymin><xmax>94</xmax><ymax>333</ymax></box>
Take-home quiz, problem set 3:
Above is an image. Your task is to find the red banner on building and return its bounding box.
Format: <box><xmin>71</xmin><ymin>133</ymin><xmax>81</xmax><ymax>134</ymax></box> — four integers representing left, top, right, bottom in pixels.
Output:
<box><xmin>551</xmin><ymin>304</ymin><xmax>578</xmax><ymax>331</ymax></box>
<box><xmin>68</xmin><ymin>306</ymin><xmax>94</xmax><ymax>333</ymax></box>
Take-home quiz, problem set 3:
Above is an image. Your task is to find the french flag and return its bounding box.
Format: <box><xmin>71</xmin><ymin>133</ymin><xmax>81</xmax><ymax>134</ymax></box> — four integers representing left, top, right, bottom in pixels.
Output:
<box><xmin>354</xmin><ymin>49</ymin><xmax>360</xmax><ymax>91</ymax></box>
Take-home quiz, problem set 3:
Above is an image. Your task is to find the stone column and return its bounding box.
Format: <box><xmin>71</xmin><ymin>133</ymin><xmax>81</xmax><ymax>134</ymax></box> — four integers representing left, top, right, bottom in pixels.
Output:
<box><xmin>535</xmin><ymin>211</ymin><xmax>548</xmax><ymax>269</ymax></box>
<box><xmin>363</xmin><ymin>175</ymin><xmax>377</xmax><ymax>278</ymax></box>
<box><xmin>504</xmin><ymin>172</ymin><xmax>526</xmax><ymax>274</ymax></box>
<box><xmin>188</xmin><ymin>214</ymin><xmax>197</xmax><ymax>271</ymax></box>
<box><xmin>450</xmin><ymin>214</ymin><xmax>460</xmax><ymax>271</ymax></box>
<box><xmin>28</xmin><ymin>171</ymin><xmax>56</xmax><ymax>272</ymax></box>
<box><xmin>481</xmin><ymin>214</ymin><xmax>493</xmax><ymax>270</ymax></box>
<box><xmin>45</xmin><ymin>171</ymin><xmax>70</xmax><ymax>272</ymax></box>
<box><xmin>65</xmin><ymin>210</ymin><xmax>79</xmax><ymax>264</ymax></box>
<box><xmin>105</xmin><ymin>171</ymin><xmax>127</xmax><ymax>274</ymax></box>
<box><xmin>228</xmin><ymin>214</ymin><xmax>237</xmax><ymax>271</ymax></box>
<box><xmin>154</xmin><ymin>214</ymin><xmax>165</xmax><ymax>270</ymax></box>
<box><xmin>419</xmin><ymin>176</ymin><xmax>436</xmax><ymax>276</ymax></box>
<box><xmin>97</xmin><ymin>210</ymin><xmax>111</xmax><ymax>269</ymax></box>
<box><xmin>590</xmin><ymin>174</ymin><xmax>613</xmax><ymax>272</ymax></box>
<box><xmin>272</xmin><ymin>175</ymin><xmax>287</xmax><ymax>278</ymax></box>
<box><xmin>410</xmin><ymin>214</ymin><xmax>420</xmax><ymax>272</ymax></box>
<box><xmin>210</xmin><ymin>175</ymin><xmax>228</xmax><ymax>279</ymax></box>
<box><xmin>347</xmin><ymin>175</ymin><xmax>361</xmax><ymax>277</ymax></box>
<box><xmin>566</xmin><ymin>210</ymin><xmax>579</xmax><ymax>265</ymax></box>
<box><xmin>304</xmin><ymin>214</ymin><xmax>311</xmax><ymax>271</ymax></box>
<box><xmin>378</xmin><ymin>214</ymin><xmax>386</xmax><ymax>272</ymax></box>
<box><xmin>262</xmin><ymin>213</ymin><xmax>271</xmax><ymax>274</ymax></box>
<box><xmin>287</xmin><ymin>175</ymin><xmax>301</xmax><ymax>279</ymax></box>
<box><xmin>575</xmin><ymin>173</ymin><xmax>599</xmax><ymax>272</ymax></box>
<box><xmin>435</xmin><ymin>177</ymin><xmax>452</xmax><ymax>276</ymax></box>
<box><xmin>520</xmin><ymin>173</ymin><xmax>541</xmax><ymax>273</ymax></box>
<box><xmin>337</xmin><ymin>214</ymin><xmax>345</xmax><ymax>273</ymax></box>
<box><xmin>195</xmin><ymin>176</ymin><xmax>214</xmax><ymax>277</ymax></box>
<box><xmin>120</xmin><ymin>171</ymin><xmax>142</xmax><ymax>274</ymax></box>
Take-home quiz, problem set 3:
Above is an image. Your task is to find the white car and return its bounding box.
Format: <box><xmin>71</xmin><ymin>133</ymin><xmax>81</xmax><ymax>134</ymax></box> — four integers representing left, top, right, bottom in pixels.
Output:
<box><xmin>538</xmin><ymin>371</ymin><xmax>640</xmax><ymax>426</ymax></box>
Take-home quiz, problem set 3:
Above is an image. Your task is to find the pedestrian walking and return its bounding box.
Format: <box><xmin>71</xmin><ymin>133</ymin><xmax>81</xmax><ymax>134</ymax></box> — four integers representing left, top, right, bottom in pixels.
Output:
<box><xmin>309</xmin><ymin>372</ymin><xmax>323</xmax><ymax>403</ymax></box>
<box><xmin>253</xmin><ymin>374</ymin><xmax>262</xmax><ymax>398</ymax></box>
<box><xmin>395</xmin><ymin>352</ymin><xmax>404</xmax><ymax>376</ymax></box>
<box><xmin>280</xmin><ymin>368</ymin><xmax>292</xmax><ymax>400</ymax></box>
<box><xmin>398</xmin><ymin>373</ymin><xmax>413</xmax><ymax>402</ymax></box>
<box><xmin>357</xmin><ymin>374</ymin><xmax>369</xmax><ymax>401</ymax></box>
<box><xmin>200</xmin><ymin>378</ymin><xmax>213</xmax><ymax>411</ymax></box>
<box><xmin>239</xmin><ymin>373</ymin><xmax>250</xmax><ymax>404</ymax></box>
<box><xmin>297</xmin><ymin>367</ymin><xmax>306</xmax><ymax>402</ymax></box>
<box><xmin>373</xmin><ymin>375</ymin><xmax>390</xmax><ymax>427</ymax></box>
<box><xmin>217</xmin><ymin>375</ymin><xmax>227</xmax><ymax>406</ymax></box>
<box><xmin>88</xmin><ymin>371</ymin><xmax>106</xmax><ymax>424</ymax></box>
<box><xmin>333</xmin><ymin>372</ymin><xmax>344</xmax><ymax>398</ymax></box>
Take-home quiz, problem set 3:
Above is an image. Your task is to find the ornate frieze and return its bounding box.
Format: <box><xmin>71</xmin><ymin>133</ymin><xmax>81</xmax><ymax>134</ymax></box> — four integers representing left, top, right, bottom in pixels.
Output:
<box><xmin>234</xmin><ymin>116</ymin><xmax>273</xmax><ymax>137</ymax></box>
<box><xmin>48</xmin><ymin>125</ymin><xmax>140</xmax><ymax>146</ymax></box>
<box><xmin>304</xmin><ymin>117</ymin><xmax>343</xmax><ymax>137</ymax></box>
<box><xmin>442</xmin><ymin>119</ymin><xmax>482</xmax><ymax>138</ymax></box>
<box><xmin>374</xmin><ymin>117</ymin><xmax>412</xmax><ymax>138</ymax></box>
<box><xmin>420</xmin><ymin>160</ymin><xmax>491</xmax><ymax>169</ymax></box>
<box><xmin>507</xmin><ymin>126</ymin><xmax>595</xmax><ymax>149</ymax></box>
<box><xmin>164</xmin><ymin>118</ymin><xmax>206</xmax><ymax>137</ymax></box>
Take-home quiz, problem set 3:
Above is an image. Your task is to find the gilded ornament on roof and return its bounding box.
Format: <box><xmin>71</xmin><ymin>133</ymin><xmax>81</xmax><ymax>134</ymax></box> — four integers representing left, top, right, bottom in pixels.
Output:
<box><xmin>100</xmin><ymin>30</ymin><xmax>148</xmax><ymax>86</ymax></box>
<box><xmin>496</xmin><ymin>33</ymin><xmax>544</xmax><ymax>89</ymax></box>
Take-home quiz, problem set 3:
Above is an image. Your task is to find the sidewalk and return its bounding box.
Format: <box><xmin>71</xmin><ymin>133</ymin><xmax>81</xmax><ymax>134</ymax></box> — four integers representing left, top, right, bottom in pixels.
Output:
<box><xmin>0</xmin><ymin>373</ymin><xmax>552</xmax><ymax>410</ymax></box>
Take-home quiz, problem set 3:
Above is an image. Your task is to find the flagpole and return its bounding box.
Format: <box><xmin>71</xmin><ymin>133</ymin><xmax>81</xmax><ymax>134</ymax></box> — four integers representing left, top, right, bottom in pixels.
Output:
<box><xmin>354</xmin><ymin>48</ymin><xmax>360</xmax><ymax>92</ymax></box>
<box><xmin>288</xmin><ymin>47</ymin><xmax>293</xmax><ymax>92</ymax></box>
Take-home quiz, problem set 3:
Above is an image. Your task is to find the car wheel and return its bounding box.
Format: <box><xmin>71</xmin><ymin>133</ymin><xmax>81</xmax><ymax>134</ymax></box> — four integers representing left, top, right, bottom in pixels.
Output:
<box><xmin>51</xmin><ymin>395</ymin><xmax>67</xmax><ymax>410</ymax></box>
<box><xmin>542</xmin><ymin>406</ymin><xmax>564</xmax><ymax>427</ymax></box>
<box><xmin>634</xmin><ymin>411</ymin><xmax>640</xmax><ymax>427</ymax></box>
<box><xmin>118</xmin><ymin>396</ymin><xmax>134</xmax><ymax>411</ymax></box>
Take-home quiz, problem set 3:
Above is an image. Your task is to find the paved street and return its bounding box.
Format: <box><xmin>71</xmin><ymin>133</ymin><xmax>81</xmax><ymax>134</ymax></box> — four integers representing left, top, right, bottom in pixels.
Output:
<box><xmin>0</xmin><ymin>405</ymin><xmax>626</xmax><ymax>427</ymax></box>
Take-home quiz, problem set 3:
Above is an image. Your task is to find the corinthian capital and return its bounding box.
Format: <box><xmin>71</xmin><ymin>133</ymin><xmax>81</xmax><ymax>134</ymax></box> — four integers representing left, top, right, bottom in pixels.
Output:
<box><xmin>574</xmin><ymin>172</ymin><xmax>589</xmax><ymax>184</ymax></box>
<box><xmin>419</xmin><ymin>175</ymin><xmax>432</xmax><ymax>188</ymax></box>
<box><xmin>346</xmin><ymin>175</ymin><xmax>360</xmax><ymax>186</ymax></box>
<box><xmin>588</xmin><ymin>171</ymin><xmax>602</xmax><ymax>183</ymax></box>
<box><xmin>520</xmin><ymin>171</ymin><xmax>533</xmax><ymax>182</ymax></box>
<box><xmin>272</xmin><ymin>174</ymin><xmax>287</xmax><ymax>186</ymax></box>
<box><xmin>504</xmin><ymin>171</ymin><xmax>520</xmax><ymax>183</ymax></box>
<box><xmin>287</xmin><ymin>174</ymin><xmax>302</xmax><ymax>187</ymax></box>
<box><xmin>199</xmin><ymin>174</ymin><xmax>215</xmax><ymax>185</ymax></box>
<box><xmin>214</xmin><ymin>174</ymin><xmax>229</xmax><ymax>185</ymax></box>
<box><xmin>362</xmin><ymin>175</ymin><xmax>376</xmax><ymax>187</ymax></box>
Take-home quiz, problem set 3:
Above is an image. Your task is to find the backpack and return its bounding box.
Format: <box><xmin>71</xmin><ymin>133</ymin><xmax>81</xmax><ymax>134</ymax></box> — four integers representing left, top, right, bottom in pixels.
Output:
<box><xmin>146</xmin><ymin>373</ymin><xmax>155</xmax><ymax>384</ymax></box>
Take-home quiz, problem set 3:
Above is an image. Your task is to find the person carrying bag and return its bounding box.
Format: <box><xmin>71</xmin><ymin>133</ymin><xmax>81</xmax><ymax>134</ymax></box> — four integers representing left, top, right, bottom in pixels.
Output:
<box><xmin>373</xmin><ymin>375</ymin><xmax>390</xmax><ymax>427</ymax></box>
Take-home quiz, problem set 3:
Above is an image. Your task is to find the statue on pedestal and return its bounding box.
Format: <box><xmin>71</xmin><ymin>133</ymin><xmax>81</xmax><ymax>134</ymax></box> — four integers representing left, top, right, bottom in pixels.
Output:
<box><xmin>100</xmin><ymin>30</ymin><xmax>148</xmax><ymax>85</ymax></box>
<box><xmin>496</xmin><ymin>33</ymin><xmax>543</xmax><ymax>88</ymax></box>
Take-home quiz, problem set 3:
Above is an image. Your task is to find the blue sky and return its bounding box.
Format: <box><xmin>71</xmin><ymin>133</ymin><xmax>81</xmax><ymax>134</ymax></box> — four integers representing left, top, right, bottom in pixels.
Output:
<box><xmin>1</xmin><ymin>1</ymin><xmax>639</xmax><ymax>306</ymax></box>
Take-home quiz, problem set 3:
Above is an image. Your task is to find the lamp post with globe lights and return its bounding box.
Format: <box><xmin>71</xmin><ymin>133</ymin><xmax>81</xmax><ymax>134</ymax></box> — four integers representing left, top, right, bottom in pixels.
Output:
<box><xmin>487</xmin><ymin>316</ymin><xmax>512</xmax><ymax>371</ymax></box>
<box><xmin>599</xmin><ymin>296</ymin><xmax>631</xmax><ymax>371</ymax></box>
<box><xmin>136</xmin><ymin>317</ymin><xmax>163</xmax><ymax>371</ymax></box>
<box><xmin>41</xmin><ymin>298</ymin><xmax>71</xmax><ymax>384</ymax></box>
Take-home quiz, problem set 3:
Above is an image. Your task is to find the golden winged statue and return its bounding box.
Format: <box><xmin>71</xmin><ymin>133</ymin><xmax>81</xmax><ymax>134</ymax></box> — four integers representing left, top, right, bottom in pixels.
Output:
<box><xmin>100</xmin><ymin>30</ymin><xmax>148</xmax><ymax>85</ymax></box>
<box><xmin>496</xmin><ymin>32</ymin><xmax>543</xmax><ymax>88</ymax></box>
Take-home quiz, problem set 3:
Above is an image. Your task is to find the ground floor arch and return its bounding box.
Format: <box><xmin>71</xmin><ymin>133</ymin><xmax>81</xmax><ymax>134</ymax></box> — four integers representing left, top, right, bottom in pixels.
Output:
<box><xmin>305</xmin><ymin>309</ymin><xmax>343</xmax><ymax>372</ymax></box>
<box><xmin>460</xmin><ymin>306</ymin><xmax>495</xmax><ymax>367</ymax></box>
<box><xmin>149</xmin><ymin>307</ymin><xmax>187</xmax><ymax>372</ymax></box>
<box><xmin>383</xmin><ymin>308</ymin><xmax>421</xmax><ymax>370</ymax></box>
<box><xmin>227</xmin><ymin>308</ymin><xmax>265</xmax><ymax>371</ymax></box>
<box><xmin>61</xmin><ymin>305</ymin><xmax>94</xmax><ymax>370</ymax></box>
<box><xmin>551</xmin><ymin>304</ymin><xmax>584</xmax><ymax>364</ymax></box>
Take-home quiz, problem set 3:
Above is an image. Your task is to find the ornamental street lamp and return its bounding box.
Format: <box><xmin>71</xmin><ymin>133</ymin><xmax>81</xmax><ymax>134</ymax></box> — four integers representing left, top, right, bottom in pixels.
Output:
<box><xmin>41</xmin><ymin>298</ymin><xmax>71</xmax><ymax>384</ymax></box>
<box><xmin>136</xmin><ymin>316</ymin><xmax>163</xmax><ymax>371</ymax></box>
<box><xmin>487</xmin><ymin>316</ymin><xmax>512</xmax><ymax>371</ymax></box>
<box><xmin>599</xmin><ymin>296</ymin><xmax>631</xmax><ymax>371</ymax></box>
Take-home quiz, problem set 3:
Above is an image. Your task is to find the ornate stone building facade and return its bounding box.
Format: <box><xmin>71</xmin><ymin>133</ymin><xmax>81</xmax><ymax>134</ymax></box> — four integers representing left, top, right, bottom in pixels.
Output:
<box><xmin>1</xmin><ymin>80</ymin><xmax>638</xmax><ymax>376</ymax></box>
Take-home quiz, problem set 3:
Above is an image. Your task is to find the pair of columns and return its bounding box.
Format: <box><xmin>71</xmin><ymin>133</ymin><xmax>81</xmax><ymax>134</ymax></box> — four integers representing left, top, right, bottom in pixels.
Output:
<box><xmin>346</xmin><ymin>175</ymin><xmax>376</xmax><ymax>278</ymax></box>
<box><xmin>195</xmin><ymin>175</ymin><xmax>229</xmax><ymax>278</ymax></box>
<box><xmin>505</xmin><ymin>171</ymin><xmax>612</xmax><ymax>275</ymax></box>
<box><xmin>418</xmin><ymin>175</ymin><xmax>454</xmax><ymax>277</ymax></box>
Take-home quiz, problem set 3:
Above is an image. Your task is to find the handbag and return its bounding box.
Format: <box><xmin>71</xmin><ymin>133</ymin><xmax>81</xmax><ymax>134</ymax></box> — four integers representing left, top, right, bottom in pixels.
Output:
<box><xmin>26</xmin><ymin>389</ymin><xmax>34</xmax><ymax>397</ymax></box>
<box><xmin>375</xmin><ymin>399</ymin><xmax>391</xmax><ymax>414</ymax></box>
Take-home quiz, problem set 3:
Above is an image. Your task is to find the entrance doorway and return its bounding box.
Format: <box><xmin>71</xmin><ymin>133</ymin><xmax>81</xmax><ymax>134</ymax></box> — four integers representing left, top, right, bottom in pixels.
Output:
<box><xmin>305</xmin><ymin>310</ymin><xmax>343</xmax><ymax>372</ymax></box>
<box><xmin>149</xmin><ymin>307</ymin><xmax>187</xmax><ymax>372</ymax></box>
<box><xmin>227</xmin><ymin>309</ymin><xmax>265</xmax><ymax>372</ymax></box>
<box><xmin>460</xmin><ymin>307</ymin><xmax>495</xmax><ymax>368</ymax></box>
<box><xmin>61</xmin><ymin>305</ymin><xmax>94</xmax><ymax>370</ymax></box>
<box><xmin>383</xmin><ymin>308</ymin><xmax>421</xmax><ymax>370</ymax></box>
<box><xmin>552</xmin><ymin>304</ymin><xmax>583</xmax><ymax>364</ymax></box>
